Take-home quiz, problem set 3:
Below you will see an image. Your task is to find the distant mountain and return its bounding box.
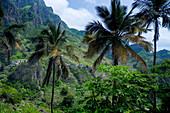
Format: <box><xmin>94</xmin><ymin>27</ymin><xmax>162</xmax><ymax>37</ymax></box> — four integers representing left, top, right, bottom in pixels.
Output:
<box><xmin>157</xmin><ymin>49</ymin><xmax>170</xmax><ymax>59</ymax></box>
<box><xmin>1</xmin><ymin>0</ymin><xmax>68</xmax><ymax>28</ymax></box>
<box><xmin>129</xmin><ymin>44</ymin><xmax>145</xmax><ymax>53</ymax></box>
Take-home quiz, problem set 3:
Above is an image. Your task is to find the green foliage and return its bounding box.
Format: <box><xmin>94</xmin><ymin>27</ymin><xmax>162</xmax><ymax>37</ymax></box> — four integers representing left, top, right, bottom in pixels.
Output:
<box><xmin>61</xmin><ymin>94</ymin><xmax>75</xmax><ymax>107</ymax></box>
<box><xmin>151</xmin><ymin>59</ymin><xmax>170</xmax><ymax>112</ymax></box>
<box><xmin>60</xmin><ymin>87</ymin><xmax>68</xmax><ymax>96</ymax></box>
<box><xmin>151</xmin><ymin>59</ymin><xmax>170</xmax><ymax>75</ymax></box>
<box><xmin>71</xmin><ymin>65</ymin><xmax>156</xmax><ymax>112</ymax></box>
<box><xmin>0</xmin><ymin>82</ymin><xmax>21</xmax><ymax>104</ymax></box>
<box><xmin>0</xmin><ymin>103</ymin><xmax>43</xmax><ymax>113</ymax></box>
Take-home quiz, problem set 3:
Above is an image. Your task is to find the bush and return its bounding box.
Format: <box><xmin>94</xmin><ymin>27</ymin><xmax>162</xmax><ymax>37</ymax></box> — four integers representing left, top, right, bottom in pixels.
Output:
<box><xmin>60</xmin><ymin>94</ymin><xmax>74</xmax><ymax>107</ymax></box>
<box><xmin>0</xmin><ymin>82</ymin><xmax>21</xmax><ymax>104</ymax></box>
<box><xmin>60</xmin><ymin>87</ymin><xmax>68</xmax><ymax>96</ymax></box>
<box><xmin>72</xmin><ymin>65</ymin><xmax>156</xmax><ymax>112</ymax></box>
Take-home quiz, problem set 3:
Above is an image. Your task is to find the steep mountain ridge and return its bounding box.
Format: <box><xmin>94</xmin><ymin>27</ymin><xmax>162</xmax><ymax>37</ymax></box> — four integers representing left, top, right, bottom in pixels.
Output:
<box><xmin>1</xmin><ymin>0</ymin><xmax>68</xmax><ymax>28</ymax></box>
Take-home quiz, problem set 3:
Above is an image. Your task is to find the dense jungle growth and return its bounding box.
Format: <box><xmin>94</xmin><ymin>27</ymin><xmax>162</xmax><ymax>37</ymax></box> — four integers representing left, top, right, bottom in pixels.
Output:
<box><xmin>0</xmin><ymin>0</ymin><xmax>170</xmax><ymax>113</ymax></box>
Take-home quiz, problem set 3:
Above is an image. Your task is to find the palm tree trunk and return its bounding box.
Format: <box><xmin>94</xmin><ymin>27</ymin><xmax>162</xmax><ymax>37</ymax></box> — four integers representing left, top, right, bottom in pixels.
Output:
<box><xmin>153</xmin><ymin>39</ymin><xmax>156</xmax><ymax>66</ymax></box>
<box><xmin>153</xmin><ymin>19</ymin><xmax>159</xmax><ymax>66</ymax></box>
<box><xmin>51</xmin><ymin>62</ymin><xmax>55</xmax><ymax>113</ymax></box>
<box><xmin>112</xmin><ymin>57</ymin><xmax>118</xmax><ymax>107</ymax></box>
<box><xmin>114</xmin><ymin>57</ymin><xmax>118</xmax><ymax>66</ymax></box>
<box><xmin>153</xmin><ymin>18</ymin><xmax>159</xmax><ymax>110</ymax></box>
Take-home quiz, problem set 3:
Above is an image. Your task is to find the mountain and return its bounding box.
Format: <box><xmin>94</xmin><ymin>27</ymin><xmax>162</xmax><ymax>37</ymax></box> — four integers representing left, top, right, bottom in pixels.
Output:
<box><xmin>1</xmin><ymin>0</ymin><xmax>169</xmax><ymax>82</ymax></box>
<box><xmin>1</xmin><ymin>0</ymin><xmax>68</xmax><ymax>28</ymax></box>
<box><xmin>1</xmin><ymin>0</ymin><xmax>110</xmax><ymax>84</ymax></box>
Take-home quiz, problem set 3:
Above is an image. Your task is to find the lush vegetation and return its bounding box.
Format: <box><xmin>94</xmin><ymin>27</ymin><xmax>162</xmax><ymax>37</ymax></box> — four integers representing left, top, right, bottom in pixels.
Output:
<box><xmin>0</xmin><ymin>0</ymin><xmax>170</xmax><ymax>113</ymax></box>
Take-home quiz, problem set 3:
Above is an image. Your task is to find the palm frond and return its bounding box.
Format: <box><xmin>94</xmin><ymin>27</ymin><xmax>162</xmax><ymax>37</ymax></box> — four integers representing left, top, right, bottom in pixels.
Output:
<box><xmin>41</xmin><ymin>29</ymin><xmax>54</xmax><ymax>44</ymax></box>
<box><xmin>56</xmin><ymin>64</ymin><xmax>62</xmax><ymax>80</ymax></box>
<box><xmin>162</xmin><ymin>15</ymin><xmax>170</xmax><ymax>29</ymax></box>
<box><xmin>118</xmin><ymin>43</ymin><xmax>130</xmax><ymax>64</ymax></box>
<box><xmin>82</xmin><ymin>36</ymin><xmax>94</xmax><ymax>43</ymax></box>
<box><xmin>123</xmin><ymin>35</ymin><xmax>153</xmax><ymax>52</ymax></box>
<box><xmin>50</xmin><ymin>46</ymin><xmax>62</xmax><ymax>58</ymax></box>
<box><xmin>5</xmin><ymin>24</ymin><xmax>25</xmax><ymax>31</ymax></box>
<box><xmin>60</xmin><ymin>57</ymin><xmax>69</xmax><ymax>80</ymax></box>
<box><xmin>93</xmin><ymin>43</ymin><xmax>110</xmax><ymax>70</ymax></box>
<box><xmin>27</xmin><ymin>50</ymin><xmax>45</xmax><ymax>64</ymax></box>
<box><xmin>49</xmin><ymin>25</ymin><xmax>57</xmax><ymax>44</ymax></box>
<box><xmin>15</xmin><ymin>39</ymin><xmax>22</xmax><ymax>50</ymax></box>
<box><xmin>138</xmin><ymin>40</ymin><xmax>153</xmax><ymax>52</ymax></box>
<box><xmin>42</xmin><ymin>58</ymin><xmax>53</xmax><ymax>87</ymax></box>
<box><xmin>85</xmin><ymin>37</ymin><xmax>109</xmax><ymax>58</ymax></box>
<box><xmin>125</xmin><ymin>44</ymin><xmax>146</xmax><ymax>69</ymax></box>
<box><xmin>0</xmin><ymin>41</ymin><xmax>10</xmax><ymax>62</ymax></box>
<box><xmin>41</xmin><ymin>29</ymin><xmax>51</xmax><ymax>36</ymax></box>
<box><xmin>56</xmin><ymin>30</ymin><xmax>66</xmax><ymax>46</ymax></box>
<box><xmin>119</xmin><ymin>4</ymin><xmax>137</xmax><ymax>30</ymax></box>
<box><xmin>3</xmin><ymin>31</ymin><xmax>15</xmax><ymax>47</ymax></box>
<box><xmin>85</xmin><ymin>21</ymin><xmax>105</xmax><ymax>35</ymax></box>
<box><xmin>62</xmin><ymin>52</ymin><xmax>80</xmax><ymax>63</ymax></box>
<box><xmin>95</xmin><ymin>6</ymin><xmax>110</xmax><ymax>19</ymax></box>
<box><xmin>35</xmin><ymin>42</ymin><xmax>45</xmax><ymax>51</ymax></box>
<box><xmin>62</xmin><ymin>45</ymin><xmax>76</xmax><ymax>53</ymax></box>
<box><xmin>123</xmin><ymin>35</ymin><xmax>146</xmax><ymax>43</ymax></box>
<box><xmin>55</xmin><ymin>23</ymin><xmax>61</xmax><ymax>43</ymax></box>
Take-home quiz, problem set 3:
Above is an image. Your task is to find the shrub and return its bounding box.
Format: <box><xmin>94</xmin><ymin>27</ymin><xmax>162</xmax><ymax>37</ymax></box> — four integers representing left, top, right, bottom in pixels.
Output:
<box><xmin>0</xmin><ymin>82</ymin><xmax>21</xmax><ymax>104</ymax></box>
<box><xmin>60</xmin><ymin>87</ymin><xmax>68</xmax><ymax>96</ymax></box>
<box><xmin>60</xmin><ymin>94</ymin><xmax>74</xmax><ymax>107</ymax></box>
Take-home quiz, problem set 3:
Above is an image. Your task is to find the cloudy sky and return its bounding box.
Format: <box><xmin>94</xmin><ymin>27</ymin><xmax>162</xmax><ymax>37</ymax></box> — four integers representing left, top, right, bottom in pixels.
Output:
<box><xmin>43</xmin><ymin>0</ymin><xmax>170</xmax><ymax>50</ymax></box>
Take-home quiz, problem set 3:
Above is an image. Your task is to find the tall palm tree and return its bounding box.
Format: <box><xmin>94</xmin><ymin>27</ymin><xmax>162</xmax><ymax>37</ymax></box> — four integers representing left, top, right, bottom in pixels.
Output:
<box><xmin>28</xmin><ymin>23</ymin><xmax>79</xmax><ymax>113</ymax></box>
<box><xmin>83</xmin><ymin>0</ymin><xmax>153</xmax><ymax>71</ymax></box>
<box><xmin>133</xmin><ymin>0</ymin><xmax>170</xmax><ymax>66</ymax></box>
<box><xmin>0</xmin><ymin>24</ymin><xmax>24</xmax><ymax>62</ymax></box>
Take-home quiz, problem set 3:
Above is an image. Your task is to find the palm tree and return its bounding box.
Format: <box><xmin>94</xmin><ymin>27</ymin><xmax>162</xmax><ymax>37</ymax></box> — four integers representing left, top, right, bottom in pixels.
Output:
<box><xmin>0</xmin><ymin>1</ymin><xmax>24</xmax><ymax>63</ymax></box>
<box><xmin>0</xmin><ymin>24</ymin><xmax>24</xmax><ymax>62</ymax></box>
<box><xmin>83</xmin><ymin>0</ymin><xmax>152</xmax><ymax>71</ymax></box>
<box><xmin>28</xmin><ymin>23</ymin><xmax>79</xmax><ymax>113</ymax></box>
<box><xmin>133</xmin><ymin>0</ymin><xmax>170</xmax><ymax>66</ymax></box>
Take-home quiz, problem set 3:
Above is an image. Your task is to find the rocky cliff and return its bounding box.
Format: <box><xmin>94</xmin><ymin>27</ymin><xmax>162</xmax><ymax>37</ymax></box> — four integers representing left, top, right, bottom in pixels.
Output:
<box><xmin>1</xmin><ymin>0</ymin><xmax>68</xmax><ymax>28</ymax></box>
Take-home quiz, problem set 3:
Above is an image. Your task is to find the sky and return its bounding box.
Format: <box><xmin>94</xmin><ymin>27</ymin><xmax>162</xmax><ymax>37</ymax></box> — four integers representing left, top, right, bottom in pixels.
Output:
<box><xmin>43</xmin><ymin>0</ymin><xmax>170</xmax><ymax>50</ymax></box>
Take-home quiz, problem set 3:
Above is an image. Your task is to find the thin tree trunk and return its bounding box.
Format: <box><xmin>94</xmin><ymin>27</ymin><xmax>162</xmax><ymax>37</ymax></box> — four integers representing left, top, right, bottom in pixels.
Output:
<box><xmin>153</xmin><ymin>19</ymin><xmax>159</xmax><ymax>66</ymax></box>
<box><xmin>112</xmin><ymin>57</ymin><xmax>118</xmax><ymax>107</ymax></box>
<box><xmin>114</xmin><ymin>57</ymin><xmax>118</xmax><ymax>66</ymax></box>
<box><xmin>153</xmin><ymin>37</ymin><xmax>157</xmax><ymax>66</ymax></box>
<box><xmin>153</xmin><ymin>18</ymin><xmax>159</xmax><ymax>110</ymax></box>
<box><xmin>51</xmin><ymin>63</ymin><xmax>55</xmax><ymax>113</ymax></box>
<box><xmin>153</xmin><ymin>38</ymin><xmax>157</xmax><ymax>109</ymax></box>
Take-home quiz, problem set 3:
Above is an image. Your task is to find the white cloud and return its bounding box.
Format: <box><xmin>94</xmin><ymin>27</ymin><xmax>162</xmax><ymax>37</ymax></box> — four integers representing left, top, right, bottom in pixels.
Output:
<box><xmin>85</xmin><ymin>0</ymin><xmax>96</xmax><ymax>4</ymax></box>
<box><xmin>44</xmin><ymin>0</ymin><xmax>94</xmax><ymax>30</ymax></box>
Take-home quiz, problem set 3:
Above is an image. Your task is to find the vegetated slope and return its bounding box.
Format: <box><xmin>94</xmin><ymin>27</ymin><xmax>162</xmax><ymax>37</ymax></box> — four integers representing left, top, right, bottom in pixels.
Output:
<box><xmin>1</xmin><ymin>0</ymin><xmax>68</xmax><ymax>28</ymax></box>
<box><xmin>126</xmin><ymin>45</ymin><xmax>170</xmax><ymax>69</ymax></box>
<box><xmin>0</xmin><ymin>0</ymin><xmax>111</xmax><ymax>84</ymax></box>
<box><xmin>105</xmin><ymin>44</ymin><xmax>170</xmax><ymax>69</ymax></box>
<box><xmin>1</xmin><ymin>0</ymin><xmax>169</xmax><ymax>84</ymax></box>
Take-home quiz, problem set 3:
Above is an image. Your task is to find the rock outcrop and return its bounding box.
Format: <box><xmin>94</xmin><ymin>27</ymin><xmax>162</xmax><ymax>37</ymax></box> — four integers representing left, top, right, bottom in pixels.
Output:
<box><xmin>1</xmin><ymin>0</ymin><xmax>68</xmax><ymax>29</ymax></box>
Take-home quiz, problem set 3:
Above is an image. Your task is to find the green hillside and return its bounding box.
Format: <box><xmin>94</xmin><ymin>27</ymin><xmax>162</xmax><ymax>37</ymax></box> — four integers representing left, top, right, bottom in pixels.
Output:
<box><xmin>0</xmin><ymin>0</ymin><xmax>169</xmax><ymax>112</ymax></box>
